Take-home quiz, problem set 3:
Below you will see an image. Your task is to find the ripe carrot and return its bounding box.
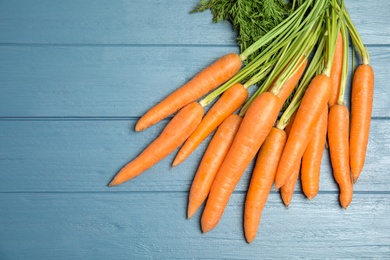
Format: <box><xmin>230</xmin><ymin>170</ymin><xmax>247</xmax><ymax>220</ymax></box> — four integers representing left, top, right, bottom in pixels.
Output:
<box><xmin>328</xmin><ymin>104</ymin><xmax>353</xmax><ymax>209</ymax></box>
<box><xmin>275</xmin><ymin>74</ymin><xmax>331</xmax><ymax>190</ymax></box>
<box><xmin>280</xmin><ymin>160</ymin><xmax>301</xmax><ymax>207</ymax></box>
<box><xmin>201</xmin><ymin>92</ymin><xmax>280</xmax><ymax>233</ymax></box>
<box><xmin>187</xmin><ymin>114</ymin><xmax>242</xmax><ymax>219</ymax></box>
<box><xmin>350</xmin><ymin>64</ymin><xmax>375</xmax><ymax>183</ymax></box>
<box><xmin>135</xmin><ymin>53</ymin><xmax>242</xmax><ymax>131</ymax></box>
<box><xmin>173</xmin><ymin>83</ymin><xmax>248</xmax><ymax>166</ymax></box>
<box><xmin>244</xmin><ymin>127</ymin><xmax>286</xmax><ymax>243</ymax></box>
<box><xmin>301</xmin><ymin>106</ymin><xmax>328</xmax><ymax>200</ymax></box>
<box><xmin>279</xmin><ymin>110</ymin><xmax>299</xmax><ymax>207</ymax></box>
<box><xmin>328</xmin><ymin>31</ymin><xmax>343</xmax><ymax>107</ymax></box>
<box><xmin>109</xmin><ymin>102</ymin><xmax>204</xmax><ymax>186</ymax></box>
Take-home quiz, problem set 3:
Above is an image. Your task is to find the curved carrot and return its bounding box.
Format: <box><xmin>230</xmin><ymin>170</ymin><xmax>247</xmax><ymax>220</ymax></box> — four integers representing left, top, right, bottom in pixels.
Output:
<box><xmin>135</xmin><ymin>53</ymin><xmax>242</xmax><ymax>131</ymax></box>
<box><xmin>173</xmin><ymin>83</ymin><xmax>248</xmax><ymax>166</ymax></box>
<box><xmin>301</xmin><ymin>106</ymin><xmax>328</xmax><ymax>200</ymax></box>
<box><xmin>328</xmin><ymin>104</ymin><xmax>353</xmax><ymax>209</ymax></box>
<box><xmin>350</xmin><ymin>64</ymin><xmax>374</xmax><ymax>183</ymax></box>
<box><xmin>109</xmin><ymin>102</ymin><xmax>204</xmax><ymax>186</ymax></box>
<box><xmin>328</xmin><ymin>31</ymin><xmax>343</xmax><ymax>107</ymax></box>
<box><xmin>275</xmin><ymin>74</ymin><xmax>331</xmax><ymax>190</ymax></box>
<box><xmin>201</xmin><ymin>92</ymin><xmax>280</xmax><ymax>233</ymax></box>
<box><xmin>244</xmin><ymin>127</ymin><xmax>286</xmax><ymax>243</ymax></box>
<box><xmin>280</xmin><ymin>160</ymin><xmax>300</xmax><ymax>207</ymax></box>
<box><xmin>188</xmin><ymin>114</ymin><xmax>242</xmax><ymax>219</ymax></box>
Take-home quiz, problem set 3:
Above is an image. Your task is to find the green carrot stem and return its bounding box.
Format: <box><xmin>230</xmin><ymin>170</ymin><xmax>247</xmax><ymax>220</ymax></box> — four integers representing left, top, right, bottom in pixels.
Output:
<box><xmin>337</xmin><ymin>17</ymin><xmax>349</xmax><ymax>105</ymax></box>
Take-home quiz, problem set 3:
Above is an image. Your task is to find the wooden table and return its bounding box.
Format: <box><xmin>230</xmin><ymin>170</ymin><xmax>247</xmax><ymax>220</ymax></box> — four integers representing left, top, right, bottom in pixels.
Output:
<box><xmin>0</xmin><ymin>0</ymin><xmax>389</xmax><ymax>259</ymax></box>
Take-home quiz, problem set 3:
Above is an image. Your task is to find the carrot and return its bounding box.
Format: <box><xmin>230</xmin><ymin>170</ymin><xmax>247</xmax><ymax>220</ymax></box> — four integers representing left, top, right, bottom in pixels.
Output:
<box><xmin>173</xmin><ymin>83</ymin><xmax>248</xmax><ymax>166</ymax></box>
<box><xmin>109</xmin><ymin>102</ymin><xmax>204</xmax><ymax>186</ymax></box>
<box><xmin>328</xmin><ymin>31</ymin><xmax>343</xmax><ymax>107</ymax></box>
<box><xmin>201</xmin><ymin>92</ymin><xmax>280</xmax><ymax>233</ymax></box>
<box><xmin>280</xmin><ymin>160</ymin><xmax>301</xmax><ymax>207</ymax></box>
<box><xmin>275</xmin><ymin>74</ymin><xmax>331</xmax><ymax>190</ymax></box>
<box><xmin>301</xmin><ymin>106</ymin><xmax>328</xmax><ymax>200</ymax></box>
<box><xmin>135</xmin><ymin>53</ymin><xmax>242</xmax><ymax>131</ymax></box>
<box><xmin>278</xmin><ymin>110</ymin><xmax>299</xmax><ymax>207</ymax></box>
<box><xmin>244</xmin><ymin>127</ymin><xmax>286</xmax><ymax>243</ymax></box>
<box><xmin>350</xmin><ymin>64</ymin><xmax>374</xmax><ymax>183</ymax></box>
<box><xmin>187</xmin><ymin>114</ymin><xmax>242</xmax><ymax>219</ymax></box>
<box><xmin>328</xmin><ymin>104</ymin><xmax>353</xmax><ymax>208</ymax></box>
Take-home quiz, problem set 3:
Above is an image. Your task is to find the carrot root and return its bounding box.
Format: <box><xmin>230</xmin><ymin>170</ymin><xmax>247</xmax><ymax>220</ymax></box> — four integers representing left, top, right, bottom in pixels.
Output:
<box><xmin>328</xmin><ymin>104</ymin><xmax>353</xmax><ymax>209</ymax></box>
<box><xmin>350</xmin><ymin>64</ymin><xmax>374</xmax><ymax>183</ymax></box>
<box><xmin>244</xmin><ymin>127</ymin><xmax>287</xmax><ymax>243</ymax></box>
<box><xmin>187</xmin><ymin>114</ymin><xmax>242</xmax><ymax>219</ymax></box>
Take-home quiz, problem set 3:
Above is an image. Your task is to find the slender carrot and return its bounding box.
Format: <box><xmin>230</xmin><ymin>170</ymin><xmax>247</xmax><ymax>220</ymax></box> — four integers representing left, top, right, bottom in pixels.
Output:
<box><xmin>275</xmin><ymin>74</ymin><xmax>331</xmax><ymax>190</ymax></box>
<box><xmin>201</xmin><ymin>92</ymin><xmax>280</xmax><ymax>233</ymax></box>
<box><xmin>279</xmin><ymin>109</ymin><xmax>299</xmax><ymax>207</ymax></box>
<box><xmin>328</xmin><ymin>104</ymin><xmax>353</xmax><ymax>209</ymax></box>
<box><xmin>350</xmin><ymin>64</ymin><xmax>374</xmax><ymax>183</ymax></box>
<box><xmin>109</xmin><ymin>102</ymin><xmax>204</xmax><ymax>186</ymax></box>
<box><xmin>328</xmin><ymin>31</ymin><xmax>343</xmax><ymax>107</ymax></box>
<box><xmin>280</xmin><ymin>160</ymin><xmax>301</xmax><ymax>207</ymax></box>
<box><xmin>244</xmin><ymin>127</ymin><xmax>286</xmax><ymax>243</ymax></box>
<box><xmin>173</xmin><ymin>83</ymin><xmax>248</xmax><ymax>166</ymax></box>
<box><xmin>301</xmin><ymin>106</ymin><xmax>328</xmax><ymax>200</ymax></box>
<box><xmin>135</xmin><ymin>53</ymin><xmax>242</xmax><ymax>131</ymax></box>
<box><xmin>188</xmin><ymin>114</ymin><xmax>242</xmax><ymax>219</ymax></box>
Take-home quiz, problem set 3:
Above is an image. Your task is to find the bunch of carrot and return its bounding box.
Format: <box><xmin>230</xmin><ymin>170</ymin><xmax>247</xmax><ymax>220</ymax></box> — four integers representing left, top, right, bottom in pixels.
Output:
<box><xmin>108</xmin><ymin>0</ymin><xmax>374</xmax><ymax>243</ymax></box>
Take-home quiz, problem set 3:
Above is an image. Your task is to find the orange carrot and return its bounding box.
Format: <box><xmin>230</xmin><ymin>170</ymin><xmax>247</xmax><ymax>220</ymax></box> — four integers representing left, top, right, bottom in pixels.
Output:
<box><xmin>109</xmin><ymin>102</ymin><xmax>204</xmax><ymax>186</ymax></box>
<box><xmin>280</xmin><ymin>160</ymin><xmax>301</xmax><ymax>207</ymax></box>
<box><xmin>350</xmin><ymin>64</ymin><xmax>375</xmax><ymax>183</ymax></box>
<box><xmin>279</xmin><ymin>110</ymin><xmax>299</xmax><ymax>207</ymax></box>
<box><xmin>328</xmin><ymin>31</ymin><xmax>343</xmax><ymax>107</ymax></box>
<box><xmin>173</xmin><ymin>83</ymin><xmax>248</xmax><ymax>166</ymax></box>
<box><xmin>244</xmin><ymin>127</ymin><xmax>286</xmax><ymax>243</ymax></box>
<box><xmin>301</xmin><ymin>106</ymin><xmax>328</xmax><ymax>200</ymax></box>
<box><xmin>201</xmin><ymin>92</ymin><xmax>280</xmax><ymax>233</ymax></box>
<box><xmin>188</xmin><ymin>114</ymin><xmax>242</xmax><ymax>219</ymax></box>
<box><xmin>135</xmin><ymin>53</ymin><xmax>242</xmax><ymax>131</ymax></box>
<box><xmin>275</xmin><ymin>74</ymin><xmax>331</xmax><ymax>190</ymax></box>
<box><xmin>328</xmin><ymin>104</ymin><xmax>353</xmax><ymax>209</ymax></box>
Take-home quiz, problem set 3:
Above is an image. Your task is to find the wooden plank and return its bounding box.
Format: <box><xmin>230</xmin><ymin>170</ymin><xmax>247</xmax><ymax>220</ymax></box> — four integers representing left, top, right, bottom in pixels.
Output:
<box><xmin>0</xmin><ymin>46</ymin><xmax>388</xmax><ymax>117</ymax></box>
<box><xmin>0</xmin><ymin>119</ymin><xmax>387</xmax><ymax>193</ymax></box>
<box><xmin>0</xmin><ymin>192</ymin><xmax>389</xmax><ymax>259</ymax></box>
<box><xmin>0</xmin><ymin>0</ymin><xmax>387</xmax><ymax>45</ymax></box>
<box><xmin>0</xmin><ymin>0</ymin><xmax>235</xmax><ymax>45</ymax></box>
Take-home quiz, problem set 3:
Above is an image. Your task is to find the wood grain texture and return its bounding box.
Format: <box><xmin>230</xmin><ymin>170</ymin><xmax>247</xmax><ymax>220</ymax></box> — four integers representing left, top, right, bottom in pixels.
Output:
<box><xmin>0</xmin><ymin>46</ymin><xmax>388</xmax><ymax>117</ymax></box>
<box><xmin>0</xmin><ymin>0</ymin><xmax>388</xmax><ymax>258</ymax></box>
<box><xmin>0</xmin><ymin>119</ymin><xmax>388</xmax><ymax>192</ymax></box>
<box><xmin>0</xmin><ymin>0</ymin><xmax>387</xmax><ymax>45</ymax></box>
<box><xmin>0</xmin><ymin>193</ymin><xmax>389</xmax><ymax>259</ymax></box>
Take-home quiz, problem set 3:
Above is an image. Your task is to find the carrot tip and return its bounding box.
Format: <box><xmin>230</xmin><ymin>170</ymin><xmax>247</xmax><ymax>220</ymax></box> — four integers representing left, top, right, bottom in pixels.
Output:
<box><xmin>201</xmin><ymin>224</ymin><xmax>214</xmax><ymax>234</ymax></box>
<box><xmin>108</xmin><ymin>181</ymin><xmax>117</xmax><ymax>187</ymax></box>
<box><xmin>306</xmin><ymin>194</ymin><xmax>316</xmax><ymax>201</ymax></box>
<box><xmin>245</xmin><ymin>236</ymin><xmax>255</xmax><ymax>244</ymax></box>
<box><xmin>172</xmin><ymin>159</ymin><xmax>180</xmax><ymax>167</ymax></box>
<box><xmin>187</xmin><ymin>209</ymin><xmax>195</xmax><ymax>219</ymax></box>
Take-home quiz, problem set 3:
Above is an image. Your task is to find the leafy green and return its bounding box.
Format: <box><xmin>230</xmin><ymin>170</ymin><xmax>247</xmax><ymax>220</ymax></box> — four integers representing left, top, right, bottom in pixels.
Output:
<box><xmin>191</xmin><ymin>0</ymin><xmax>292</xmax><ymax>63</ymax></box>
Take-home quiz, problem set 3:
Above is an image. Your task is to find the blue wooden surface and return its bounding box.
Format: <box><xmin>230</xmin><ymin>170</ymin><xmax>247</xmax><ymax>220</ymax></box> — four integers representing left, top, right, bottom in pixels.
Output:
<box><xmin>0</xmin><ymin>0</ymin><xmax>389</xmax><ymax>259</ymax></box>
